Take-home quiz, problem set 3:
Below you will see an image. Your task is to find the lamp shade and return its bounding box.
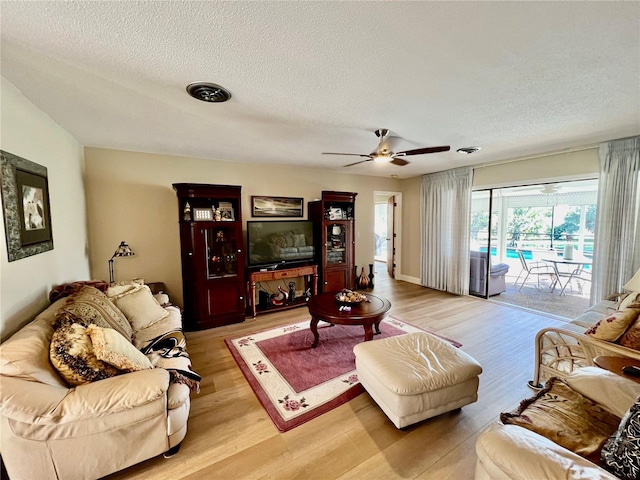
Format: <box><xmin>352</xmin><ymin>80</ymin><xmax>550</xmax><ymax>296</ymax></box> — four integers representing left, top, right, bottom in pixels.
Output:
<box><xmin>109</xmin><ymin>241</ymin><xmax>135</xmax><ymax>283</ymax></box>
<box><xmin>624</xmin><ymin>268</ymin><xmax>640</xmax><ymax>291</ymax></box>
<box><xmin>111</xmin><ymin>241</ymin><xmax>135</xmax><ymax>259</ymax></box>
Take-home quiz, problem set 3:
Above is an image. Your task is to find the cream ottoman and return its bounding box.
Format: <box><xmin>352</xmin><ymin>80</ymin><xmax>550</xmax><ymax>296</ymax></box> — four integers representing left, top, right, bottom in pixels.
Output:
<box><xmin>353</xmin><ymin>332</ymin><xmax>482</xmax><ymax>428</ymax></box>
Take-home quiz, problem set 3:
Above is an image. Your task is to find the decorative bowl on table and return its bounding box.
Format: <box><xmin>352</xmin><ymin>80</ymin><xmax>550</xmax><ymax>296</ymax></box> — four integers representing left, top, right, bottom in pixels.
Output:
<box><xmin>335</xmin><ymin>289</ymin><xmax>367</xmax><ymax>305</ymax></box>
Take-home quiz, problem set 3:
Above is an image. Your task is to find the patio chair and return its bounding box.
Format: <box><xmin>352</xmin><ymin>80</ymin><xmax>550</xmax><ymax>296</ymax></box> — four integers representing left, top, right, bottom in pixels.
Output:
<box><xmin>514</xmin><ymin>250</ymin><xmax>555</xmax><ymax>291</ymax></box>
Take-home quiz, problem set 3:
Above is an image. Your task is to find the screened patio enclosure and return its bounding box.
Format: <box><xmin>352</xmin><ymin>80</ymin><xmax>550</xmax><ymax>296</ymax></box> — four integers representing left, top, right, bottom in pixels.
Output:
<box><xmin>469</xmin><ymin>179</ymin><xmax>598</xmax><ymax>318</ymax></box>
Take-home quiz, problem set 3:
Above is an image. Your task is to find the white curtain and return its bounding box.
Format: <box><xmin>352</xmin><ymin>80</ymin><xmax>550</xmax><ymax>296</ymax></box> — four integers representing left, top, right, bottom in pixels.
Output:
<box><xmin>590</xmin><ymin>136</ymin><xmax>640</xmax><ymax>303</ymax></box>
<box><xmin>420</xmin><ymin>167</ymin><xmax>473</xmax><ymax>295</ymax></box>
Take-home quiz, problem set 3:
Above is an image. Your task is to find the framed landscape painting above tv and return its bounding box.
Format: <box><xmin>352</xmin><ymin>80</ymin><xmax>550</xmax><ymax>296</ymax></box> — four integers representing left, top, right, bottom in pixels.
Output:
<box><xmin>251</xmin><ymin>196</ymin><xmax>303</xmax><ymax>217</ymax></box>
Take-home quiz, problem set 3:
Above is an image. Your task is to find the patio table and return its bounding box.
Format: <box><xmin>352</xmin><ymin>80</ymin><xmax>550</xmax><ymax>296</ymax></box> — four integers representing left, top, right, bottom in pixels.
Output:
<box><xmin>542</xmin><ymin>254</ymin><xmax>592</xmax><ymax>296</ymax></box>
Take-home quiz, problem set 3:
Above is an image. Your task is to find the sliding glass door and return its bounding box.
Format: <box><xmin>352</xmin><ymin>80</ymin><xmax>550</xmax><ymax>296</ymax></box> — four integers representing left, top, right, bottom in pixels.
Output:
<box><xmin>469</xmin><ymin>190</ymin><xmax>493</xmax><ymax>297</ymax></box>
<box><xmin>469</xmin><ymin>179</ymin><xmax>598</xmax><ymax>309</ymax></box>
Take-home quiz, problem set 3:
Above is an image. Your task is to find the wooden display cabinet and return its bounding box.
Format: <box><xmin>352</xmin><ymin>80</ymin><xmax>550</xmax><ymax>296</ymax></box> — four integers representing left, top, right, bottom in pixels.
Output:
<box><xmin>308</xmin><ymin>191</ymin><xmax>357</xmax><ymax>293</ymax></box>
<box><xmin>173</xmin><ymin>183</ymin><xmax>245</xmax><ymax>330</ymax></box>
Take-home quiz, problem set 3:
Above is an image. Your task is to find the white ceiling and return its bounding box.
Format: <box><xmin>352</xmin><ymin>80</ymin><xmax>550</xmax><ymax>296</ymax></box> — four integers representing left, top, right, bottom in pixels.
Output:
<box><xmin>1</xmin><ymin>1</ymin><xmax>639</xmax><ymax>179</ymax></box>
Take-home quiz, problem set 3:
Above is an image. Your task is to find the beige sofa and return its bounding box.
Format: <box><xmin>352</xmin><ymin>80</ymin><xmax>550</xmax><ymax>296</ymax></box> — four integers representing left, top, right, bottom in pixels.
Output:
<box><xmin>475</xmin><ymin>367</ymin><xmax>640</xmax><ymax>480</ymax></box>
<box><xmin>530</xmin><ymin>296</ymin><xmax>640</xmax><ymax>388</ymax></box>
<box><xmin>0</xmin><ymin>286</ymin><xmax>193</xmax><ymax>480</ymax></box>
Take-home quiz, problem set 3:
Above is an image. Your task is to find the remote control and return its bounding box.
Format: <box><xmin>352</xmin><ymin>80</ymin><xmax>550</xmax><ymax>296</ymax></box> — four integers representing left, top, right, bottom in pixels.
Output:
<box><xmin>622</xmin><ymin>365</ymin><xmax>640</xmax><ymax>377</ymax></box>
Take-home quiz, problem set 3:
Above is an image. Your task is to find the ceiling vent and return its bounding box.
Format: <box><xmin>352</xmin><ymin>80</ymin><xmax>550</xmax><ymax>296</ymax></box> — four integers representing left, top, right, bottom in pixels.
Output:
<box><xmin>456</xmin><ymin>146</ymin><xmax>482</xmax><ymax>155</ymax></box>
<box><xmin>186</xmin><ymin>82</ymin><xmax>232</xmax><ymax>103</ymax></box>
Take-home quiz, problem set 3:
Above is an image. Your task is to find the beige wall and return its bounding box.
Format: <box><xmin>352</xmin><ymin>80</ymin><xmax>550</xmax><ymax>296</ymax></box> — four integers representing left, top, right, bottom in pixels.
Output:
<box><xmin>399</xmin><ymin>149</ymin><xmax>600</xmax><ymax>280</ymax></box>
<box><xmin>1</xmin><ymin>73</ymin><xmax>603</xmax><ymax>334</ymax></box>
<box><xmin>84</xmin><ymin>148</ymin><xmax>401</xmax><ymax>307</ymax></box>
<box><xmin>1</xmin><ymin>77</ymin><xmax>90</xmax><ymax>339</ymax></box>
<box><xmin>473</xmin><ymin>148</ymin><xmax>599</xmax><ymax>188</ymax></box>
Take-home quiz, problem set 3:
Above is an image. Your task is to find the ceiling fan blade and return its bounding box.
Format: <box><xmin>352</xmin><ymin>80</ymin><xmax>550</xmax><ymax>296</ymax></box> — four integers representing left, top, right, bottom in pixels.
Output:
<box><xmin>395</xmin><ymin>145</ymin><xmax>451</xmax><ymax>157</ymax></box>
<box><xmin>390</xmin><ymin>158</ymin><xmax>409</xmax><ymax>167</ymax></box>
<box><xmin>343</xmin><ymin>159</ymin><xmax>373</xmax><ymax>167</ymax></box>
<box><xmin>322</xmin><ymin>152</ymin><xmax>371</xmax><ymax>158</ymax></box>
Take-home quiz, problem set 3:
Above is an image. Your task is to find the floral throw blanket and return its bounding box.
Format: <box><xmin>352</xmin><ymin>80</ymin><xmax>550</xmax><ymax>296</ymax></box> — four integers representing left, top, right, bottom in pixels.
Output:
<box><xmin>140</xmin><ymin>329</ymin><xmax>201</xmax><ymax>393</ymax></box>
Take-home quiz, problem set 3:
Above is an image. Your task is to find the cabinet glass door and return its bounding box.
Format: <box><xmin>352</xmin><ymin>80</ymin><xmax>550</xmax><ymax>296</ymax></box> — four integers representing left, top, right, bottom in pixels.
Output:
<box><xmin>326</xmin><ymin>223</ymin><xmax>346</xmax><ymax>265</ymax></box>
<box><xmin>204</xmin><ymin>225</ymin><xmax>238</xmax><ymax>278</ymax></box>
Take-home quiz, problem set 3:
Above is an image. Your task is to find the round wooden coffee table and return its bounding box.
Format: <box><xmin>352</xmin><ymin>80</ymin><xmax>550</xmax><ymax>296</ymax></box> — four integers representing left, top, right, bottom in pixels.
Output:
<box><xmin>307</xmin><ymin>292</ymin><xmax>391</xmax><ymax>348</ymax></box>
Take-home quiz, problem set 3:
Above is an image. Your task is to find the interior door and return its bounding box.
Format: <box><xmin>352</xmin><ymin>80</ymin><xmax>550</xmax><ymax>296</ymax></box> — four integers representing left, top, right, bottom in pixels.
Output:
<box><xmin>386</xmin><ymin>196</ymin><xmax>395</xmax><ymax>278</ymax></box>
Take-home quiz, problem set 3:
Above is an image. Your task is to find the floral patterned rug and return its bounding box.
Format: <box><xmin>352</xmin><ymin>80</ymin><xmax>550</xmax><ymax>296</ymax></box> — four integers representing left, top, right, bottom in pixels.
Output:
<box><xmin>225</xmin><ymin>316</ymin><xmax>460</xmax><ymax>432</ymax></box>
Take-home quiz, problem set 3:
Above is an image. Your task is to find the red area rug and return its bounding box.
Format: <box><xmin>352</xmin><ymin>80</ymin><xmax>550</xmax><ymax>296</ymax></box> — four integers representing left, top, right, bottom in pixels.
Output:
<box><xmin>225</xmin><ymin>316</ymin><xmax>461</xmax><ymax>432</ymax></box>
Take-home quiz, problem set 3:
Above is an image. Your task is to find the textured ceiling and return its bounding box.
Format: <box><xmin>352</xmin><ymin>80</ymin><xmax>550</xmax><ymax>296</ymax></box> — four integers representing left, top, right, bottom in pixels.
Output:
<box><xmin>1</xmin><ymin>1</ymin><xmax>639</xmax><ymax>179</ymax></box>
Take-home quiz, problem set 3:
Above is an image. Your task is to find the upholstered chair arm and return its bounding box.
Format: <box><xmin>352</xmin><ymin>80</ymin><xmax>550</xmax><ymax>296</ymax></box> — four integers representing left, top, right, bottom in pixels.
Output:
<box><xmin>0</xmin><ymin>368</ymin><xmax>170</xmax><ymax>424</ymax></box>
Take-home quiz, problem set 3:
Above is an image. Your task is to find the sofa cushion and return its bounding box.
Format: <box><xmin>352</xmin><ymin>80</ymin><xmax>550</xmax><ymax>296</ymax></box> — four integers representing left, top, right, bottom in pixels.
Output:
<box><xmin>108</xmin><ymin>285</ymin><xmax>169</xmax><ymax>332</ymax></box>
<box><xmin>86</xmin><ymin>325</ymin><xmax>152</xmax><ymax>372</ymax></box>
<box><xmin>50</xmin><ymin>323</ymin><xmax>121</xmax><ymax>386</ymax></box>
<box><xmin>564</xmin><ymin>367</ymin><xmax>640</xmax><ymax>418</ymax></box>
<box><xmin>570</xmin><ymin>300</ymin><xmax>618</xmax><ymax>329</ymax></box>
<box><xmin>601</xmin><ymin>396</ymin><xmax>640</xmax><ymax>480</ymax></box>
<box><xmin>54</xmin><ymin>286</ymin><xmax>132</xmax><ymax>340</ymax></box>
<box><xmin>0</xmin><ymin>299</ymin><xmax>68</xmax><ymax>387</ymax></box>
<box><xmin>584</xmin><ymin>309</ymin><xmax>639</xmax><ymax>342</ymax></box>
<box><xmin>500</xmin><ymin>377</ymin><xmax>621</xmax><ymax>456</ymax></box>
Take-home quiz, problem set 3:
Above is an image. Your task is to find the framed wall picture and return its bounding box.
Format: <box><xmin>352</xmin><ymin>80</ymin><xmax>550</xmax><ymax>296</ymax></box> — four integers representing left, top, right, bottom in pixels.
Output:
<box><xmin>251</xmin><ymin>196</ymin><xmax>304</xmax><ymax>217</ymax></box>
<box><xmin>1</xmin><ymin>150</ymin><xmax>53</xmax><ymax>262</ymax></box>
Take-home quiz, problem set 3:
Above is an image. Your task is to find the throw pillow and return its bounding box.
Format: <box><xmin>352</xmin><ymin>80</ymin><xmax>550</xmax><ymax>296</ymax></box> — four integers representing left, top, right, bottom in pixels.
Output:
<box><xmin>618</xmin><ymin>292</ymin><xmax>640</xmax><ymax>310</ymax></box>
<box><xmin>601</xmin><ymin>396</ymin><xmax>640</xmax><ymax>480</ymax></box>
<box><xmin>109</xmin><ymin>285</ymin><xmax>169</xmax><ymax>332</ymax></box>
<box><xmin>618</xmin><ymin>312</ymin><xmax>640</xmax><ymax>350</ymax></box>
<box><xmin>53</xmin><ymin>286</ymin><xmax>133</xmax><ymax>341</ymax></box>
<box><xmin>271</xmin><ymin>234</ymin><xmax>287</xmax><ymax>248</ymax></box>
<box><xmin>105</xmin><ymin>278</ymin><xmax>145</xmax><ymax>298</ymax></box>
<box><xmin>500</xmin><ymin>377</ymin><xmax>621</xmax><ymax>456</ymax></box>
<box><xmin>86</xmin><ymin>325</ymin><xmax>152</xmax><ymax>372</ymax></box>
<box><xmin>49</xmin><ymin>323</ymin><xmax>121</xmax><ymax>386</ymax></box>
<box><xmin>153</xmin><ymin>292</ymin><xmax>171</xmax><ymax>306</ymax></box>
<box><xmin>584</xmin><ymin>309</ymin><xmax>639</xmax><ymax>342</ymax></box>
<box><xmin>48</xmin><ymin>280</ymin><xmax>109</xmax><ymax>303</ymax></box>
<box><xmin>292</xmin><ymin>233</ymin><xmax>306</xmax><ymax>247</ymax></box>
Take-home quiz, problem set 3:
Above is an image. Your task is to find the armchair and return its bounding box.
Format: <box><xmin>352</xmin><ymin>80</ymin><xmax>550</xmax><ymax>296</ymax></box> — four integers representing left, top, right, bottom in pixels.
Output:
<box><xmin>469</xmin><ymin>250</ymin><xmax>510</xmax><ymax>296</ymax></box>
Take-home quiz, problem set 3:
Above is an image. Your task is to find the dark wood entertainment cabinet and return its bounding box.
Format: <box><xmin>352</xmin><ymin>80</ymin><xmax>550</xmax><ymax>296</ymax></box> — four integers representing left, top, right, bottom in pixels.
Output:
<box><xmin>246</xmin><ymin>264</ymin><xmax>318</xmax><ymax>317</ymax></box>
<box><xmin>173</xmin><ymin>183</ymin><xmax>245</xmax><ymax>331</ymax></box>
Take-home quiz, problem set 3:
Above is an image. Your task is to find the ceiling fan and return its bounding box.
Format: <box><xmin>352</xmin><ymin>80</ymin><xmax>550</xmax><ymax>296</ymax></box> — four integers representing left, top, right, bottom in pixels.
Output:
<box><xmin>322</xmin><ymin>129</ymin><xmax>450</xmax><ymax>167</ymax></box>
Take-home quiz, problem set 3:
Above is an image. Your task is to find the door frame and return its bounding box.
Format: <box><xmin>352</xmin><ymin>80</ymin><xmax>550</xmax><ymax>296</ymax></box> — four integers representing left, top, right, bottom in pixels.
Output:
<box><xmin>374</xmin><ymin>191</ymin><xmax>402</xmax><ymax>279</ymax></box>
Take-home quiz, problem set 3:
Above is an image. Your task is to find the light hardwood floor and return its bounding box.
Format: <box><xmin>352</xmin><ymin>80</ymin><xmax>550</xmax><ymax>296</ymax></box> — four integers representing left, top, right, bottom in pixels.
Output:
<box><xmin>105</xmin><ymin>263</ymin><xmax>571</xmax><ymax>480</ymax></box>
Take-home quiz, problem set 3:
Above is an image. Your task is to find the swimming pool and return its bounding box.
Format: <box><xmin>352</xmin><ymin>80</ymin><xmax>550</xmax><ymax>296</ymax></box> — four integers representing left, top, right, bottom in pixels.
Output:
<box><xmin>478</xmin><ymin>247</ymin><xmax>531</xmax><ymax>260</ymax></box>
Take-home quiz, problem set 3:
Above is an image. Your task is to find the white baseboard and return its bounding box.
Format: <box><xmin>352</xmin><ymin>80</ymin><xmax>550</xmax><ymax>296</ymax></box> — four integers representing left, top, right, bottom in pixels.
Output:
<box><xmin>396</xmin><ymin>274</ymin><xmax>421</xmax><ymax>285</ymax></box>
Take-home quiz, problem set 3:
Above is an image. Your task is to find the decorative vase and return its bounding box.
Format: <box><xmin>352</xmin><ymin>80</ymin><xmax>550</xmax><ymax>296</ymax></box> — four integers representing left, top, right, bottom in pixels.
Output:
<box><xmin>183</xmin><ymin>202</ymin><xmax>191</xmax><ymax>221</ymax></box>
<box><xmin>368</xmin><ymin>264</ymin><xmax>374</xmax><ymax>289</ymax></box>
<box><xmin>288</xmin><ymin>281</ymin><xmax>296</xmax><ymax>304</ymax></box>
<box><xmin>358</xmin><ymin>267</ymin><xmax>369</xmax><ymax>289</ymax></box>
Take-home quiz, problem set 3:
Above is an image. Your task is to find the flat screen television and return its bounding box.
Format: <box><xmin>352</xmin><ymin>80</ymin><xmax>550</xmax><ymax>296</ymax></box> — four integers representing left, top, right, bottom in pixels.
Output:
<box><xmin>247</xmin><ymin>220</ymin><xmax>315</xmax><ymax>268</ymax></box>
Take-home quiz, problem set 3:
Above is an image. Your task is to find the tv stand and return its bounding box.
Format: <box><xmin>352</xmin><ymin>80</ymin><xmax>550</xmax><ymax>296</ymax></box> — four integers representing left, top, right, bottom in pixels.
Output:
<box><xmin>247</xmin><ymin>264</ymin><xmax>318</xmax><ymax>318</ymax></box>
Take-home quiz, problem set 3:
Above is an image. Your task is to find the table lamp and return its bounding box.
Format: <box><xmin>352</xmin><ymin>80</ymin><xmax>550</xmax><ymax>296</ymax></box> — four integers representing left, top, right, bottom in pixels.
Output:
<box><xmin>624</xmin><ymin>268</ymin><xmax>640</xmax><ymax>291</ymax></box>
<box><xmin>108</xmin><ymin>241</ymin><xmax>135</xmax><ymax>284</ymax></box>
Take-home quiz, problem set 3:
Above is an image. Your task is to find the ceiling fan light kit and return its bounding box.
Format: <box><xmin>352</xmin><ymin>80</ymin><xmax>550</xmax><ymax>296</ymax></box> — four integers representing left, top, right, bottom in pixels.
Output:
<box><xmin>323</xmin><ymin>128</ymin><xmax>451</xmax><ymax>168</ymax></box>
